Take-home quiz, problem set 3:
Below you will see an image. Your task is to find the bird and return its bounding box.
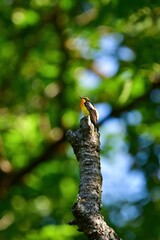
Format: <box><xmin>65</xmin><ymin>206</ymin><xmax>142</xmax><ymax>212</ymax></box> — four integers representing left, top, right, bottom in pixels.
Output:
<box><xmin>80</xmin><ymin>97</ymin><xmax>99</xmax><ymax>129</ymax></box>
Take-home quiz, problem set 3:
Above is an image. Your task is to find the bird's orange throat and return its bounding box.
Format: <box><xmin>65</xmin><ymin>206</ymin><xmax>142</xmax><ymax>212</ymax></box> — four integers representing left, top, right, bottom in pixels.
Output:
<box><xmin>80</xmin><ymin>98</ymin><xmax>85</xmax><ymax>108</ymax></box>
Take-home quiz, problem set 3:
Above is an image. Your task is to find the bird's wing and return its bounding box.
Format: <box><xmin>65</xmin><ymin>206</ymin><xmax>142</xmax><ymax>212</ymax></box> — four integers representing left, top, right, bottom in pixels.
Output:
<box><xmin>85</xmin><ymin>101</ymin><xmax>98</xmax><ymax>127</ymax></box>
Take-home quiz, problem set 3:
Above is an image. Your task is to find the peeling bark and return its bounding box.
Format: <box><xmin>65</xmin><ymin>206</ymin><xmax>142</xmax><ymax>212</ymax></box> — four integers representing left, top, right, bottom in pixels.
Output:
<box><xmin>66</xmin><ymin>116</ymin><xmax>122</xmax><ymax>240</ymax></box>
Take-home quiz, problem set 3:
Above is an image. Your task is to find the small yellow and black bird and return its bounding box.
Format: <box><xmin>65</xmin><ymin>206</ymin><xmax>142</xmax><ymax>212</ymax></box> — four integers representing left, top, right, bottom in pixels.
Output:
<box><xmin>80</xmin><ymin>97</ymin><xmax>99</xmax><ymax>129</ymax></box>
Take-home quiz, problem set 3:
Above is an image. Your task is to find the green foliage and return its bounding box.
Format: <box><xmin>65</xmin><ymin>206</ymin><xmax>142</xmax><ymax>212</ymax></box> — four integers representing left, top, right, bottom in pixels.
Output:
<box><xmin>0</xmin><ymin>0</ymin><xmax>160</xmax><ymax>240</ymax></box>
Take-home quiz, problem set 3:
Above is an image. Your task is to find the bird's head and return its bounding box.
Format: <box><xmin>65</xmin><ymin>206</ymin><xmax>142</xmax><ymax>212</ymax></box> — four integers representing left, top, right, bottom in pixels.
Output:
<box><xmin>80</xmin><ymin>96</ymin><xmax>90</xmax><ymax>103</ymax></box>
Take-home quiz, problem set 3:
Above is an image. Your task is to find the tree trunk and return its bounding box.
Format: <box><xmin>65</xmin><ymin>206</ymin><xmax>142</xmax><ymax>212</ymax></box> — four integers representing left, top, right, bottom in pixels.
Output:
<box><xmin>66</xmin><ymin>116</ymin><xmax>122</xmax><ymax>240</ymax></box>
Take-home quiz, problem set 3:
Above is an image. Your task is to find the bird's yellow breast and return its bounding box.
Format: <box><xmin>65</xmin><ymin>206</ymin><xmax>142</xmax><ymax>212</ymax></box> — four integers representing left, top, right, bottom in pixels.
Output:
<box><xmin>80</xmin><ymin>99</ymin><xmax>90</xmax><ymax>116</ymax></box>
<box><xmin>81</xmin><ymin>104</ymin><xmax>90</xmax><ymax>116</ymax></box>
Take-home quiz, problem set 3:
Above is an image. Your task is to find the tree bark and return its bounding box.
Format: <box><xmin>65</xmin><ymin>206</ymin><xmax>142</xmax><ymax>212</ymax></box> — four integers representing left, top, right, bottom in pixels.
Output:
<box><xmin>66</xmin><ymin>116</ymin><xmax>122</xmax><ymax>240</ymax></box>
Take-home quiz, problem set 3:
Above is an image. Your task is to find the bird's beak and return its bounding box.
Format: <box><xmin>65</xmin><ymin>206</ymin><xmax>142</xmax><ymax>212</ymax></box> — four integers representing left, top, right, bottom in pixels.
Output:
<box><xmin>80</xmin><ymin>96</ymin><xmax>82</xmax><ymax>99</ymax></box>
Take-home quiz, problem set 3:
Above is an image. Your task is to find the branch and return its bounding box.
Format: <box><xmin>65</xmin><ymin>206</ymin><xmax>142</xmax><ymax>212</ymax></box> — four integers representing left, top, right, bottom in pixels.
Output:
<box><xmin>66</xmin><ymin>117</ymin><xmax>121</xmax><ymax>240</ymax></box>
<box><xmin>0</xmin><ymin>137</ymin><xmax>65</xmax><ymax>198</ymax></box>
<box><xmin>99</xmin><ymin>76</ymin><xmax>160</xmax><ymax>126</ymax></box>
<box><xmin>11</xmin><ymin>137</ymin><xmax>65</xmax><ymax>185</ymax></box>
